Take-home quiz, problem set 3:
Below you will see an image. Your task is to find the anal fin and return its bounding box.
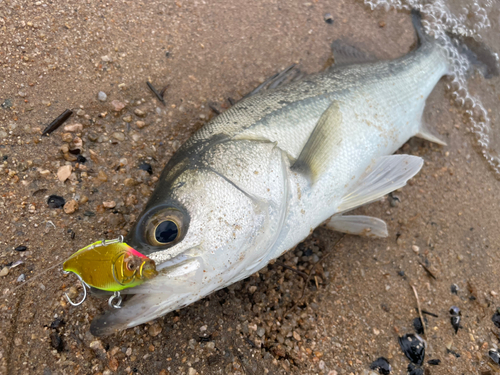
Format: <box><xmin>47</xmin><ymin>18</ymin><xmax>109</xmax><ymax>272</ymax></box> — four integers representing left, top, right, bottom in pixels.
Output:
<box><xmin>338</xmin><ymin>155</ymin><xmax>423</xmax><ymax>213</ymax></box>
<box><xmin>415</xmin><ymin>122</ymin><xmax>447</xmax><ymax>146</ymax></box>
<box><xmin>326</xmin><ymin>215</ymin><xmax>388</xmax><ymax>238</ymax></box>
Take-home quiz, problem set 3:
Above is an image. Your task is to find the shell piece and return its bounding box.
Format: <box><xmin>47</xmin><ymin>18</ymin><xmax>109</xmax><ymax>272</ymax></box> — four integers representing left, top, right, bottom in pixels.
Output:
<box><xmin>63</xmin><ymin>239</ymin><xmax>158</xmax><ymax>292</ymax></box>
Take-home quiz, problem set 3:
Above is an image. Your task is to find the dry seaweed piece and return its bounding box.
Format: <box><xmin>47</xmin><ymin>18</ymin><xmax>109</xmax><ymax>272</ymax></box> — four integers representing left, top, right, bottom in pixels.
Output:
<box><xmin>398</xmin><ymin>334</ymin><xmax>426</xmax><ymax>366</ymax></box>
<box><xmin>370</xmin><ymin>357</ymin><xmax>392</xmax><ymax>374</ymax></box>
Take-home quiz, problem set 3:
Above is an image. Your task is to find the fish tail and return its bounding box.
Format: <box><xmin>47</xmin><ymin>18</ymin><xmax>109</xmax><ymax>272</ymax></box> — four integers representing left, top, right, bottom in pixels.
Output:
<box><xmin>411</xmin><ymin>9</ymin><xmax>453</xmax><ymax>75</ymax></box>
<box><xmin>410</xmin><ymin>9</ymin><xmax>428</xmax><ymax>48</ymax></box>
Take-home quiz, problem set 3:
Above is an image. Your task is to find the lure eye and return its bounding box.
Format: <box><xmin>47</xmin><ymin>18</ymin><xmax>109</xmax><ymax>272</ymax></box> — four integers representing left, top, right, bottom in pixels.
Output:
<box><xmin>126</xmin><ymin>261</ymin><xmax>136</xmax><ymax>271</ymax></box>
<box><xmin>154</xmin><ymin>220</ymin><xmax>179</xmax><ymax>244</ymax></box>
<box><xmin>143</xmin><ymin>207</ymin><xmax>187</xmax><ymax>247</ymax></box>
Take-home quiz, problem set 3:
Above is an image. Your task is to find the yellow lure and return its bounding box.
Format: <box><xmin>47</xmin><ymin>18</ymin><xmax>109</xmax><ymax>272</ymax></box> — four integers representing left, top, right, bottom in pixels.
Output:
<box><xmin>63</xmin><ymin>238</ymin><xmax>158</xmax><ymax>292</ymax></box>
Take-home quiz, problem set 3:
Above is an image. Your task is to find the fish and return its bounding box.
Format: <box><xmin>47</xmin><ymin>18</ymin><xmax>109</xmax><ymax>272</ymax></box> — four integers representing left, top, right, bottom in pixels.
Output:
<box><xmin>89</xmin><ymin>10</ymin><xmax>450</xmax><ymax>335</ymax></box>
<box><xmin>63</xmin><ymin>238</ymin><xmax>158</xmax><ymax>292</ymax></box>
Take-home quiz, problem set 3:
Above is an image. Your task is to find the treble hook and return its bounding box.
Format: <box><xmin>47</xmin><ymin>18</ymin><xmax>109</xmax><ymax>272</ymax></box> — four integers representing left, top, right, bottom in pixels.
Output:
<box><xmin>108</xmin><ymin>291</ymin><xmax>122</xmax><ymax>309</ymax></box>
<box><xmin>64</xmin><ymin>273</ymin><xmax>88</xmax><ymax>306</ymax></box>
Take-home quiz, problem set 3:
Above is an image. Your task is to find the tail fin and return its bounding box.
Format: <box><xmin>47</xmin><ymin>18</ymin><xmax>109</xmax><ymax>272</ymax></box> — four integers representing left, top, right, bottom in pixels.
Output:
<box><xmin>411</xmin><ymin>9</ymin><xmax>429</xmax><ymax>48</ymax></box>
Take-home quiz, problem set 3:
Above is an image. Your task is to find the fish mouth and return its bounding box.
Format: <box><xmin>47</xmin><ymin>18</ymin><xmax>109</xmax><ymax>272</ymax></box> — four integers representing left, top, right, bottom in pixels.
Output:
<box><xmin>120</xmin><ymin>249</ymin><xmax>203</xmax><ymax>295</ymax></box>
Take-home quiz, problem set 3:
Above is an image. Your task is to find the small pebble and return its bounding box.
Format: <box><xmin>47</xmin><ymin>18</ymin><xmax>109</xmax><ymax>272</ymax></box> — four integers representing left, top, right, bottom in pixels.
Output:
<box><xmin>111</xmin><ymin>100</ymin><xmax>126</xmax><ymax>112</ymax></box>
<box><xmin>136</xmin><ymin>120</ymin><xmax>147</xmax><ymax>129</ymax></box>
<box><xmin>324</xmin><ymin>13</ymin><xmax>334</xmax><ymax>24</ymax></box>
<box><xmin>412</xmin><ymin>245</ymin><xmax>420</xmax><ymax>253</ymax></box>
<box><xmin>134</xmin><ymin>108</ymin><xmax>146</xmax><ymax>117</ymax></box>
<box><xmin>98</xmin><ymin>170</ymin><xmax>108</xmax><ymax>182</ymax></box>
<box><xmin>97</xmin><ymin>91</ymin><xmax>107</xmax><ymax>102</ymax></box>
<box><xmin>0</xmin><ymin>267</ymin><xmax>9</xmax><ymax>277</ymax></box>
<box><xmin>112</xmin><ymin>132</ymin><xmax>125</xmax><ymax>141</ymax></box>
<box><xmin>15</xmin><ymin>245</ymin><xmax>27</xmax><ymax>251</ymax></box>
<box><xmin>103</xmin><ymin>201</ymin><xmax>116</xmax><ymax>209</ymax></box>
<box><xmin>148</xmin><ymin>323</ymin><xmax>162</xmax><ymax>337</ymax></box>
<box><xmin>17</xmin><ymin>274</ymin><xmax>25</xmax><ymax>282</ymax></box>
<box><xmin>63</xmin><ymin>199</ymin><xmax>78</xmax><ymax>214</ymax></box>
<box><xmin>123</xmin><ymin>115</ymin><xmax>132</xmax><ymax>123</ymax></box>
<box><xmin>57</xmin><ymin>165</ymin><xmax>72</xmax><ymax>182</ymax></box>
<box><xmin>64</xmin><ymin>124</ymin><xmax>83</xmax><ymax>132</ymax></box>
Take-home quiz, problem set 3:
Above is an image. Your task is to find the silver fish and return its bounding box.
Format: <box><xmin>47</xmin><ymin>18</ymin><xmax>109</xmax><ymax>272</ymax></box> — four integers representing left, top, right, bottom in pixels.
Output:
<box><xmin>90</xmin><ymin>11</ymin><xmax>449</xmax><ymax>336</ymax></box>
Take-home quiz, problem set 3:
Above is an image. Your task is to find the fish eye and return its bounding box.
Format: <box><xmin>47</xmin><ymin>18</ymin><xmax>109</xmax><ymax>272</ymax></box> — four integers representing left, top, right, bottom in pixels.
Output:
<box><xmin>154</xmin><ymin>220</ymin><xmax>179</xmax><ymax>244</ymax></box>
<box><xmin>143</xmin><ymin>207</ymin><xmax>187</xmax><ymax>247</ymax></box>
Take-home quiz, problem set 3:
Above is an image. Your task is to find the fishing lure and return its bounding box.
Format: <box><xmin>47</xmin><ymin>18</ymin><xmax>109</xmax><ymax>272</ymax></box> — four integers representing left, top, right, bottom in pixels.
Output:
<box><xmin>63</xmin><ymin>236</ymin><xmax>158</xmax><ymax>308</ymax></box>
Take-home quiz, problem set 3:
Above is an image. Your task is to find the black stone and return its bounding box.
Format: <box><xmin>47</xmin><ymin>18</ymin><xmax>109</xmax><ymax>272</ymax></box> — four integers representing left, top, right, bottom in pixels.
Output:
<box><xmin>14</xmin><ymin>245</ymin><xmax>27</xmax><ymax>251</ymax></box>
<box><xmin>451</xmin><ymin>284</ymin><xmax>458</xmax><ymax>294</ymax></box>
<box><xmin>76</xmin><ymin>154</ymin><xmax>87</xmax><ymax>163</ymax></box>
<box><xmin>427</xmin><ymin>359</ymin><xmax>441</xmax><ymax>365</ymax></box>
<box><xmin>489</xmin><ymin>349</ymin><xmax>500</xmax><ymax>365</ymax></box>
<box><xmin>492</xmin><ymin>310</ymin><xmax>500</xmax><ymax>329</ymax></box>
<box><xmin>139</xmin><ymin>162</ymin><xmax>153</xmax><ymax>175</ymax></box>
<box><xmin>413</xmin><ymin>317</ymin><xmax>426</xmax><ymax>335</ymax></box>
<box><xmin>370</xmin><ymin>357</ymin><xmax>392</xmax><ymax>374</ymax></box>
<box><xmin>47</xmin><ymin>195</ymin><xmax>65</xmax><ymax>209</ymax></box>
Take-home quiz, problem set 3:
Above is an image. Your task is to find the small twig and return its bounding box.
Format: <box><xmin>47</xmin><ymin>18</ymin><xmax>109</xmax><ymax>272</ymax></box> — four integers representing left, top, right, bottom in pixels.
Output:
<box><xmin>274</xmin><ymin>261</ymin><xmax>309</xmax><ymax>279</ymax></box>
<box><xmin>412</xmin><ymin>284</ymin><xmax>426</xmax><ymax>336</ymax></box>
<box><xmin>418</xmin><ymin>261</ymin><xmax>437</xmax><ymax>280</ymax></box>
<box><xmin>146</xmin><ymin>81</ymin><xmax>166</xmax><ymax>105</ymax></box>
<box><xmin>42</xmin><ymin>109</ymin><xmax>73</xmax><ymax>136</ymax></box>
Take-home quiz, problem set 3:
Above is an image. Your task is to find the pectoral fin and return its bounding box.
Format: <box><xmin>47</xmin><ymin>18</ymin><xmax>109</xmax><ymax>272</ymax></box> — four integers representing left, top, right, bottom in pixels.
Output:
<box><xmin>338</xmin><ymin>154</ymin><xmax>423</xmax><ymax>213</ymax></box>
<box><xmin>326</xmin><ymin>215</ymin><xmax>388</xmax><ymax>238</ymax></box>
<box><xmin>292</xmin><ymin>101</ymin><xmax>343</xmax><ymax>182</ymax></box>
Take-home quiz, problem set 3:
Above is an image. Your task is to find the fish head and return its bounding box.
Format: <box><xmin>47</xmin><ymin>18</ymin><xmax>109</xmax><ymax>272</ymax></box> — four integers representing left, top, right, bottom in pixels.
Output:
<box><xmin>126</xmin><ymin>166</ymin><xmax>271</xmax><ymax>285</ymax></box>
<box><xmin>91</xmin><ymin>140</ymin><xmax>287</xmax><ymax>335</ymax></box>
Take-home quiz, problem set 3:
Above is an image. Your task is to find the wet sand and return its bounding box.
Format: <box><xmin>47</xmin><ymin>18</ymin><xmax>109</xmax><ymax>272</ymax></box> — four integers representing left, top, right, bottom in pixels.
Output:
<box><xmin>1</xmin><ymin>1</ymin><xmax>500</xmax><ymax>374</ymax></box>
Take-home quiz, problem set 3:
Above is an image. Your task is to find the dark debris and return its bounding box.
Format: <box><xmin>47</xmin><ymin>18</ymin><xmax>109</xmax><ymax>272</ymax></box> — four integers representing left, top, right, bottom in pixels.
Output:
<box><xmin>489</xmin><ymin>349</ymin><xmax>500</xmax><ymax>365</ymax></box>
<box><xmin>398</xmin><ymin>334</ymin><xmax>426</xmax><ymax>366</ymax></box>
<box><xmin>370</xmin><ymin>357</ymin><xmax>392</xmax><ymax>374</ymax></box>
<box><xmin>492</xmin><ymin>309</ymin><xmax>500</xmax><ymax>329</ymax></box>
<box><xmin>407</xmin><ymin>363</ymin><xmax>424</xmax><ymax>375</ymax></box>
